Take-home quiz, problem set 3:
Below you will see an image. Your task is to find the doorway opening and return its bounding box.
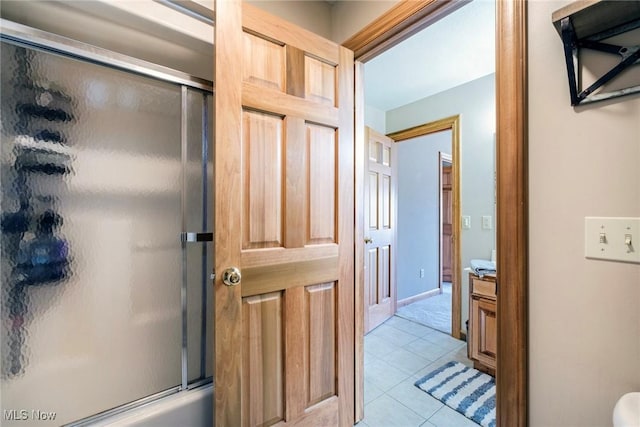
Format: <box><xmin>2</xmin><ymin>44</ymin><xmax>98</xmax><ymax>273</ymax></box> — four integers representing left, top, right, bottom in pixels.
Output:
<box><xmin>387</xmin><ymin>116</ymin><xmax>463</xmax><ymax>342</ymax></box>
<box><xmin>348</xmin><ymin>0</ymin><xmax>528</xmax><ymax>424</ymax></box>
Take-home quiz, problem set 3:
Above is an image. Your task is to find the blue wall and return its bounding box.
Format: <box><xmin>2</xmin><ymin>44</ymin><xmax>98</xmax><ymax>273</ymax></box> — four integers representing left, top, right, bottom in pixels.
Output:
<box><xmin>396</xmin><ymin>131</ymin><xmax>451</xmax><ymax>300</ymax></box>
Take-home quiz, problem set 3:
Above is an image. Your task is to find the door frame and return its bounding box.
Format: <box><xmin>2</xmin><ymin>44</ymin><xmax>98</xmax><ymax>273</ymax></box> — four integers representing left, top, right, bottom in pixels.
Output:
<box><xmin>345</xmin><ymin>1</ymin><xmax>528</xmax><ymax>425</ymax></box>
<box><xmin>386</xmin><ymin>116</ymin><xmax>461</xmax><ymax>342</ymax></box>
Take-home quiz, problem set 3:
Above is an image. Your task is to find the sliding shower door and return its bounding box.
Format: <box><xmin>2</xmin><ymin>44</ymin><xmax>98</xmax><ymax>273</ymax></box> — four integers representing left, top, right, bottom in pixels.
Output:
<box><xmin>0</xmin><ymin>38</ymin><xmax>213</xmax><ymax>426</ymax></box>
<box><xmin>185</xmin><ymin>89</ymin><xmax>215</xmax><ymax>386</ymax></box>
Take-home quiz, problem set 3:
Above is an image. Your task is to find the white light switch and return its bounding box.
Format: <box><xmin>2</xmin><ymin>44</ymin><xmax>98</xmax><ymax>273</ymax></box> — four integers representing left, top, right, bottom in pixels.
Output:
<box><xmin>462</xmin><ymin>216</ymin><xmax>471</xmax><ymax>230</ymax></box>
<box><xmin>482</xmin><ymin>215</ymin><xmax>493</xmax><ymax>230</ymax></box>
<box><xmin>585</xmin><ymin>217</ymin><xmax>640</xmax><ymax>264</ymax></box>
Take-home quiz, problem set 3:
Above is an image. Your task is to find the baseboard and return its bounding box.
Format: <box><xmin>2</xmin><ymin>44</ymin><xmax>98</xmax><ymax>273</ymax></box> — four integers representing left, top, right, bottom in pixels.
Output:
<box><xmin>397</xmin><ymin>288</ymin><xmax>441</xmax><ymax>308</ymax></box>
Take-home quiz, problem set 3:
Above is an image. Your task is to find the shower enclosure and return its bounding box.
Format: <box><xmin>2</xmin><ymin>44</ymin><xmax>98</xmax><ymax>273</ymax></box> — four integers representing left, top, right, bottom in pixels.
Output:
<box><xmin>0</xmin><ymin>22</ymin><xmax>214</xmax><ymax>426</ymax></box>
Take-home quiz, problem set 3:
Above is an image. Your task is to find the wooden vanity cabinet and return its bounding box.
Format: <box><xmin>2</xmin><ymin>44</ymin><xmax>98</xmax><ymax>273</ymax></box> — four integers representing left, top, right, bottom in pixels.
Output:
<box><xmin>468</xmin><ymin>273</ymin><xmax>497</xmax><ymax>376</ymax></box>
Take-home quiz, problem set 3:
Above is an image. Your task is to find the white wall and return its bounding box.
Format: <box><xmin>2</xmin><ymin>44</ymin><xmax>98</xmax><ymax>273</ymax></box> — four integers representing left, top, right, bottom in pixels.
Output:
<box><xmin>386</xmin><ymin>74</ymin><xmax>496</xmax><ymax>330</ymax></box>
<box><xmin>247</xmin><ymin>0</ymin><xmax>397</xmax><ymax>46</ymax></box>
<box><xmin>246</xmin><ymin>0</ymin><xmax>332</xmax><ymax>40</ymax></box>
<box><xmin>330</xmin><ymin>0</ymin><xmax>398</xmax><ymax>43</ymax></box>
<box><xmin>396</xmin><ymin>132</ymin><xmax>451</xmax><ymax>301</ymax></box>
<box><xmin>365</xmin><ymin>104</ymin><xmax>386</xmax><ymax>134</ymax></box>
<box><xmin>528</xmin><ymin>2</ymin><xmax>640</xmax><ymax>426</ymax></box>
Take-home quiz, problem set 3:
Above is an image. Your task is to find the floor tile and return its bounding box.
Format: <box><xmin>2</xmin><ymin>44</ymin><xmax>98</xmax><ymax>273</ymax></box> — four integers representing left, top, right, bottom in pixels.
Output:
<box><xmin>387</xmin><ymin>377</ymin><xmax>444</xmax><ymax>420</ymax></box>
<box><xmin>413</xmin><ymin>359</ymin><xmax>442</xmax><ymax>381</ymax></box>
<box><xmin>364</xmin><ymin>358</ymin><xmax>411</xmax><ymax>392</ymax></box>
<box><xmin>362</xmin><ymin>394</ymin><xmax>426</xmax><ymax>427</ymax></box>
<box><xmin>379</xmin><ymin>347</ymin><xmax>431</xmax><ymax>375</ymax></box>
<box><xmin>443</xmin><ymin>346</ymin><xmax>473</xmax><ymax>367</ymax></box>
<box><xmin>369</xmin><ymin>324</ymin><xmax>418</xmax><ymax>347</ymax></box>
<box><xmin>413</xmin><ymin>348</ymin><xmax>473</xmax><ymax>381</ymax></box>
<box><xmin>420</xmin><ymin>422</ymin><xmax>437</xmax><ymax>427</ymax></box>
<box><xmin>365</xmin><ymin>334</ymin><xmax>399</xmax><ymax>358</ymax></box>
<box><xmin>427</xmin><ymin>405</ymin><xmax>480</xmax><ymax>427</ymax></box>
<box><xmin>364</xmin><ymin>350</ymin><xmax>379</xmax><ymax>367</ymax></box>
<box><xmin>421</xmin><ymin>331</ymin><xmax>466</xmax><ymax>351</ymax></box>
<box><xmin>384</xmin><ymin>317</ymin><xmax>434</xmax><ymax>338</ymax></box>
<box><xmin>363</xmin><ymin>379</ymin><xmax>384</xmax><ymax>404</ymax></box>
<box><xmin>403</xmin><ymin>338</ymin><xmax>450</xmax><ymax>361</ymax></box>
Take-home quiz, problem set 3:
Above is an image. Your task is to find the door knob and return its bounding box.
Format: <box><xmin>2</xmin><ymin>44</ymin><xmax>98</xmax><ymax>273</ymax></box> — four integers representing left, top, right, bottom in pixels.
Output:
<box><xmin>364</xmin><ymin>237</ymin><xmax>373</xmax><ymax>244</ymax></box>
<box><xmin>222</xmin><ymin>267</ymin><xmax>241</xmax><ymax>286</ymax></box>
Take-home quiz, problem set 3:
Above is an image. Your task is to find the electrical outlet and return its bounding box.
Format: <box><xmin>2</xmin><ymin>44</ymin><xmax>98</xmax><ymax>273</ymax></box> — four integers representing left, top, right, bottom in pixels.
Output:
<box><xmin>585</xmin><ymin>217</ymin><xmax>640</xmax><ymax>264</ymax></box>
<box><xmin>419</xmin><ymin>268</ymin><xmax>425</xmax><ymax>278</ymax></box>
<box><xmin>462</xmin><ymin>216</ymin><xmax>471</xmax><ymax>230</ymax></box>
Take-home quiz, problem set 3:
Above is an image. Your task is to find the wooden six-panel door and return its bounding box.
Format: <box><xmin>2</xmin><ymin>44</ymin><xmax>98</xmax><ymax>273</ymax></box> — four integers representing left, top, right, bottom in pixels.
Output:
<box><xmin>441</xmin><ymin>163</ymin><xmax>453</xmax><ymax>283</ymax></box>
<box><xmin>214</xmin><ymin>2</ymin><xmax>354</xmax><ymax>426</ymax></box>
<box><xmin>363</xmin><ymin>128</ymin><xmax>395</xmax><ymax>333</ymax></box>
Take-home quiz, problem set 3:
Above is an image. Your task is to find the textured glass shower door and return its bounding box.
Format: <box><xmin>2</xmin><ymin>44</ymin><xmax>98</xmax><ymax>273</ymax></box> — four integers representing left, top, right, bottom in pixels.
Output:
<box><xmin>0</xmin><ymin>39</ymin><xmax>213</xmax><ymax>426</ymax></box>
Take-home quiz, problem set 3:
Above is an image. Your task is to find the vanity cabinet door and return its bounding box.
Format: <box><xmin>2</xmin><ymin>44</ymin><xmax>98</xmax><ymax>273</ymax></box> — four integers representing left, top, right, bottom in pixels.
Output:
<box><xmin>470</xmin><ymin>296</ymin><xmax>497</xmax><ymax>371</ymax></box>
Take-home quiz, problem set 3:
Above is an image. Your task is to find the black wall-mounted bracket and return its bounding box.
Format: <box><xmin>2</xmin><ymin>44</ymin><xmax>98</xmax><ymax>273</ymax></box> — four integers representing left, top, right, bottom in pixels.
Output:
<box><xmin>553</xmin><ymin>1</ymin><xmax>640</xmax><ymax>106</ymax></box>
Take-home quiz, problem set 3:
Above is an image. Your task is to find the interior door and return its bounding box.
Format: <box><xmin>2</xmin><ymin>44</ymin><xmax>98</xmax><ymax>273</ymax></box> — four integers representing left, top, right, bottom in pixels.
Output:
<box><xmin>214</xmin><ymin>2</ymin><xmax>355</xmax><ymax>426</ymax></box>
<box><xmin>441</xmin><ymin>161</ymin><xmax>453</xmax><ymax>283</ymax></box>
<box><xmin>363</xmin><ymin>127</ymin><xmax>395</xmax><ymax>333</ymax></box>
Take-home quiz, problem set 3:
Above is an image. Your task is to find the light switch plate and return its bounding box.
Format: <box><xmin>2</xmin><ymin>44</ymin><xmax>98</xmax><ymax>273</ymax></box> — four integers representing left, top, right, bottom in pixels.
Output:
<box><xmin>482</xmin><ymin>215</ymin><xmax>493</xmax><ymax>230</ymax></box>
<box><xmin>585</xmin><ymin>217</ymin><xmax>640</xmax><ymax>264</ymax></box>
<box><xmin>462</xmin><ymin>215</ymin><xmax>471</xmax><ymax>230</ymax></box>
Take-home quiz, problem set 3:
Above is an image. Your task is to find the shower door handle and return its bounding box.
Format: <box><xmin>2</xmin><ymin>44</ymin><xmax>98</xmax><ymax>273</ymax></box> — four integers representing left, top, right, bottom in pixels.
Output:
<box><xmin>181</xmin><ymin>232</ymin><xmax>213</xmax><ymax>243</ymax></box>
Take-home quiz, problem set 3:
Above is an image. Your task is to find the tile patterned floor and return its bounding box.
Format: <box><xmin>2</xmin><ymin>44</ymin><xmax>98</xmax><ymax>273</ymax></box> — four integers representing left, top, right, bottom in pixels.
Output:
<box><xmin>355</xmin><ymin>316</ymin><xmax>480</xmax><ymax>427</ymax></box>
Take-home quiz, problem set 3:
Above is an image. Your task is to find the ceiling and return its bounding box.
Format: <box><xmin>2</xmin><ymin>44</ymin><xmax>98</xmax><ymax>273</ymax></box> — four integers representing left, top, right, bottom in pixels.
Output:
<box><xmin>364</xmin><ymin>0</ymin><xmax>496</xmax><ymax>112</ymax></box>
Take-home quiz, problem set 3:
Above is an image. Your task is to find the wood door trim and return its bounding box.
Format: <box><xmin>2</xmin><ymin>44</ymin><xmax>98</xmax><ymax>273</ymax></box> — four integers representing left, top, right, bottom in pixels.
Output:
<box><xmin>496</xmin><ymin>1</ymin><xmax>528</xmax><ymax>426</ymax></box>
<box><xmin>386</xmin><ymin>115</ymin><xmax>462</xmax><ymax>342</ymax></box>
<box><xmin>342</xmin><ymin>0</ymin><xmax>466</xmax><ymax>61</ymax></box>
<box><xmin>387</xmin><ymin>115</ymin><xmax>458</xmax><ymax>141</ymax></box>
<box><xmin>347</xmin><ymin>1</ymin><xmax>528</xmax><ymax>425</ymax></box>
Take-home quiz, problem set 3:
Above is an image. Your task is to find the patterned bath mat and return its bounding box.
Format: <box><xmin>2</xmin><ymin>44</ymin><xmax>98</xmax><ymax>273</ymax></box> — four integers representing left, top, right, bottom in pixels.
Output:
<box><xmin>415</xmin><ymin>361</ymin><xmax>495</xmax><ymax>427</ymax></box>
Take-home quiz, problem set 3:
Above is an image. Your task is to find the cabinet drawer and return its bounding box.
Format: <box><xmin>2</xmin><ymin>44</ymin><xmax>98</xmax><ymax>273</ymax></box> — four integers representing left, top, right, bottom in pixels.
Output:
<box><xmin>472</xmin><ymin>278</ymin><xmax>496</xmax><ymax>299</ymax></box>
